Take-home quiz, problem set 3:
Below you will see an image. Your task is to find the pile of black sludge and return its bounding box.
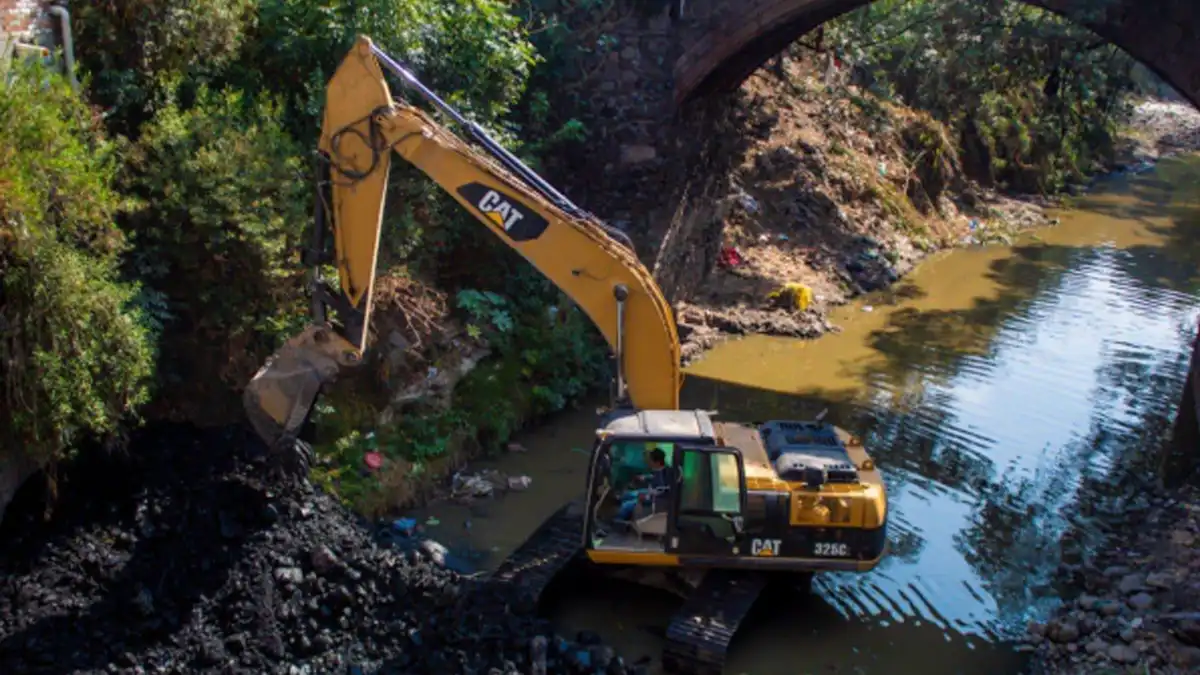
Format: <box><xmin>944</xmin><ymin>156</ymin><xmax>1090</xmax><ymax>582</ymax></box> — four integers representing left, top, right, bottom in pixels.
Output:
<box><xmin>0</xmin><ymin>424</ymin><xmax>633</xmax><ymax>674</ymax></box>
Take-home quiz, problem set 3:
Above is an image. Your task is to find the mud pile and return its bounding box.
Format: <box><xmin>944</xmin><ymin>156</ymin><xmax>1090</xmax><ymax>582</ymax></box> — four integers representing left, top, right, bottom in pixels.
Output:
<box><xmin>0</xmin><ymin>425</ymin><xmax>626</xmax><ymax>675</ymax></box>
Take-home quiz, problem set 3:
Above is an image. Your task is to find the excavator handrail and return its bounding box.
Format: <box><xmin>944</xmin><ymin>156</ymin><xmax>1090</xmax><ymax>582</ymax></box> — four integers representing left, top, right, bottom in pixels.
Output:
<box><xmin>368</xmin><ymin>44</ymin><xmax>637</xmax><ymax>252</ymax></box>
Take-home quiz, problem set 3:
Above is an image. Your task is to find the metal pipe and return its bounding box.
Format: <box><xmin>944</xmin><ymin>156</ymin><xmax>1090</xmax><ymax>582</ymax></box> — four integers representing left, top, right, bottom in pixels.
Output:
<box><xmin>46</xmin><ymin>5</ymin><xmax>77</xmax><ymax>92</ymax></box>
<box><xmin>613</xmin><ymin>284</ymin><xmax>629</xmax><ymax>405</ymax></box>
<box><xmin>370</xmin><ymin>45</ymin><xmax>579</xmax><ymax>212</ymax></box>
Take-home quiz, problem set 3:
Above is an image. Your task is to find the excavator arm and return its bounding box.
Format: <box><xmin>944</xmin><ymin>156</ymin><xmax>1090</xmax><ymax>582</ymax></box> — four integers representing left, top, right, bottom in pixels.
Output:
<box><xmin>243</xmin><ymin>36</ymin><xmax>681</xmax><ymax>452</ymax></box>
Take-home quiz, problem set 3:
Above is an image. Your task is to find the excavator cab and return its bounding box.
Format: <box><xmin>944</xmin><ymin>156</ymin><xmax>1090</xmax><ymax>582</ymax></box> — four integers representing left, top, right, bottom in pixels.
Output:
<box><xmin>583</xmin><ymin>409</ymin><xmax>749</xmax><ymax>562</ymax></box>
<box><xmin>581</xmin><ymin>409</ymin><xmax>887</xmax><ymax>571</ymax></box>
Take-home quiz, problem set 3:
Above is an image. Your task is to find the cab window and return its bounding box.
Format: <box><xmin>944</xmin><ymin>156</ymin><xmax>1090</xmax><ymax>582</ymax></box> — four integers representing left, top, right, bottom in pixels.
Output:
<box><xmin>609</xmin><ymin>441</ymin><xmax>674</xmax><ymax>489</ymax></box>
<box><xmin>678</xmin><ymin>450</ymin><xmax>742</xmax><ymax>514</ymax></box>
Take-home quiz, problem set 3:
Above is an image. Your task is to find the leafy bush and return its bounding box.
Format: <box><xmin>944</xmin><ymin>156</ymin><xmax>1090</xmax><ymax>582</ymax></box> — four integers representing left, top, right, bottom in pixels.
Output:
<box><xmin>233</xmin><ymin>0</ymin><xmax>537</xmax><ymax>138</ymax></box>
<box><xmin>73</xmin><ymin>0</ymin><xmax>257</xmax><ymax>136</ymax></box>
<box><xmin>827</xmin><ymin>0</ymin><xmax>1136</xmax><ymax>192</ymax></box>
<box><xmin>119</xmin><ymin>85</ymin><xmax>309</xmax><ymax>418</ymax></box>
<box><xmin>0</xmin><ymin>62</ymin><xmax>155</xmax><ymax>463</ymax></box>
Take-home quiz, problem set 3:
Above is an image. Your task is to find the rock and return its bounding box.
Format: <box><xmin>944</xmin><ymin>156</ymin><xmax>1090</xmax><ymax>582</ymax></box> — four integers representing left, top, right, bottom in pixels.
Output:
<box><xmin>1176</xmin><ymin>619</ymin><xmax>1200</xmax><ymax>646</ymax></box>
<box><xmin>1118</xmin><ymin>573</ymin><xmax>1146</xmax><ymax>594</ymax></box>
<box><xmin>132</xmin><ymin>586</ymin><xmax>155</xmax><ymax>617</ymax></box>
<box><xmin>1085</xmin><ymin>639</ymin><xmax>1109</xmax><ymax>655</ymax></box>
<box><xmin>619</xmin><ymin>144</ymin><xmax>657</xmax><ymax>165</ymax></box>
<box><xmin>0</xmin><ymin>423</ymin><xmax>618</xmax><ymax>675</ymax></box>
<box><xmin>275</xmin><ymin>567</ymin><xmax>304</xmax><ymax>585</ymax></box>
<box><xmin>1177</xmin><ymin>645</ymin><xmax>1200</xmax><ymax>667</ymax></box>
<box><xmin>1108</xmin><ymin>643</ymin><xmax>1139</xmax><ymax>663</ymax></box>
<box><xmin>311</xmin><ymin>546</ymin><xmax>340</xmax><ymax>574</ymax></box>
<box><xmin>1128</xmin><ymin>593</ymin><xmax>1155</xmax><ymax>611</ymax></box>
<box><xmin>1145</xmin><ymin>571</ymin><xmax>1173</xmax><ymax>588</ymax></box>
<box><xmin>1103</xmin><ymin>565</ymin><xmax>1132</xmax><ymax>578</ymax></box>
<box><xmin>1049</xmin><ymin>620</ymin><xmax>1081</xmax><ymax>643</ymax></box>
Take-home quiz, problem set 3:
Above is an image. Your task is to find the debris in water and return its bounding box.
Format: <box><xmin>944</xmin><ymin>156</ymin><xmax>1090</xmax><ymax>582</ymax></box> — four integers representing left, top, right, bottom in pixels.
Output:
<box><xmin>508</xmin><ymin>475</ymin><xmax>533</xmax><ymax>491</ymax></box>
<box><xmin>392</xmin><ymin>517</ymin><xmax>417</xmax><ymax>535</ymax></box>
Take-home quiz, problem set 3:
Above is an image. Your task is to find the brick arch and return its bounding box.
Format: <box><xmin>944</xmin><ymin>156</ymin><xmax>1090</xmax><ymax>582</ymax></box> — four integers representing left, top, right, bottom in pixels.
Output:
<box><xmin>673</xmin><ymin>0</ymin><xmax>1200</xmax><ymax>109</ymax></box>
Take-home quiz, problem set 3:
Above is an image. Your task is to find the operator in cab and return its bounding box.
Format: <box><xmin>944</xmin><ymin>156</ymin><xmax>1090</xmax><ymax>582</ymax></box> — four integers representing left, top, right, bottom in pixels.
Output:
<box><xmin>616</xmin><ymin>444</ymin><xmax>675</xmax><ymax>527</ymax></box>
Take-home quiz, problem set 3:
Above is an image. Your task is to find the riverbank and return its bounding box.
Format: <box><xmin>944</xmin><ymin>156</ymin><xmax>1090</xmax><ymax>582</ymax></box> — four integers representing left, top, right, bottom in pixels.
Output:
<box><xmin>674</xmin><ymin>66</ymin><xmax>1200</xmax><ymax>363</ymax></box>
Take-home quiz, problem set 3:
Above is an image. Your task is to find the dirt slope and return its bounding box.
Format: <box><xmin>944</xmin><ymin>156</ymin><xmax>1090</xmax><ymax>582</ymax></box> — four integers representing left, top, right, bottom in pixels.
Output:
<box><xmin>674</xmin><ymin>56</ymin><xmax>1053</xmax><ymax>361</ymax></box>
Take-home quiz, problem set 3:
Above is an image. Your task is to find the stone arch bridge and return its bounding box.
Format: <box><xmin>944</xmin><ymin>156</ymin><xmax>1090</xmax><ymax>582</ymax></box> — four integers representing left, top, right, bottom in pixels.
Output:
<box><xmin>565</xmin><ymin>0</ymin><xmax>1197</xmax><ymax>169</ymax></box>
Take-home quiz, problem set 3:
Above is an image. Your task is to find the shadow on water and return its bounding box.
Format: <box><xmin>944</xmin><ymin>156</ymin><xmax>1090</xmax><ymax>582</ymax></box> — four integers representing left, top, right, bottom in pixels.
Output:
<box><xmin>418</xmin><ymin>155</ymin><xmax>1200</xmax><ymax>674</ymax></box>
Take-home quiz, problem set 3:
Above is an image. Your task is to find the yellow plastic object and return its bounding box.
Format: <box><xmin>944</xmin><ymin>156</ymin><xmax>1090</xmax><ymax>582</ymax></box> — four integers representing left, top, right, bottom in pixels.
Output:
<box><xmin>767</xmin><ymin>282</ymin><xmax>813</xmax><ymax>311</ymax></box>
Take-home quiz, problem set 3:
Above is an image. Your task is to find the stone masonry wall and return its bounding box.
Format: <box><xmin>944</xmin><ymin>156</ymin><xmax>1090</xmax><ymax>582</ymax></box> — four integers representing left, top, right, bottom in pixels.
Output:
<box><xmin>1</xmin><ymin>0</ymin><xmax>53</xmax><ymax>43</ymax></box>
<box><xmin>1</xmin><ymin>0</ymin><xmax>39</xmax><ymax>36</ymax></box>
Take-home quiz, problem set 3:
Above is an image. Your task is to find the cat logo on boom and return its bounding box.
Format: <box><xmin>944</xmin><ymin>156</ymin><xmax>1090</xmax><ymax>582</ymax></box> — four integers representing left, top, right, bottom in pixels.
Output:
<box><xmin>456</xmin><ymin>182</ymin><xmax>549</xmax><ymax>242</ymax></box>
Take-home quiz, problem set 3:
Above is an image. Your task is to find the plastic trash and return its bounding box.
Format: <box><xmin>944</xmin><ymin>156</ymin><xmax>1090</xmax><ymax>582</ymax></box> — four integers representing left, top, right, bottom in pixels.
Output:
<box><xmin>364</xmin><ymin>451</ymin><xmax>383</xmax><ymax>471</ymax></box>
<box><xmin>767</xmin><ymin>282</ymin><xmax>813</xmax><ymax>311</ymax></box>
<box><xmin>508</xmin><ymin>475</ymin><xmax>533</xmax><ymax>491</ymax></box>
<box><xmin>718</xmin><ymin>246</ymin><xmax>744</xmax><ymax>268</ymax></box>
<box><xmin>392</xmin><ymin>517</ymin><xmax>417</xmax><ymax>536</ymax></box>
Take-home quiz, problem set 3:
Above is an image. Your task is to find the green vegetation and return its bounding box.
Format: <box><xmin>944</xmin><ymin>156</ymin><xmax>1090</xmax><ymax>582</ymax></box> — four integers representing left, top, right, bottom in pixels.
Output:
<box><xmin>827</xmin><ymin>0</ymin><xmax>1139</xmax><ymax>193</ymax></box>
<box><xmin>0</xmin><ymin>61</ymin><xmax>155</xmax><ymax>465</ymax></box>
<box><xmin>2</xmin><ymin>0</ymin><xmax>605</xmax><ymax>508</ymax></box>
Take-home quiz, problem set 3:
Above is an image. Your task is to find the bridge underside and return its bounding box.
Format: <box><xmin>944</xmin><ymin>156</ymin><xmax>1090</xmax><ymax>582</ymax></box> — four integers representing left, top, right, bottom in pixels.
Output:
<box><xmin>675</xmin><ymin>0</ymin><xmax>1200</xmax><ymax>110</ymax></box>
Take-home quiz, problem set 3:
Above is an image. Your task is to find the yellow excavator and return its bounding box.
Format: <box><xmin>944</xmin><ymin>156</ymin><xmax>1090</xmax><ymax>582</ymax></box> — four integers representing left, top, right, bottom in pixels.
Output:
<box><xmin>243</xmin><ymin>36</ymin><xmax>888</xmax><ymax>674</ymax></box>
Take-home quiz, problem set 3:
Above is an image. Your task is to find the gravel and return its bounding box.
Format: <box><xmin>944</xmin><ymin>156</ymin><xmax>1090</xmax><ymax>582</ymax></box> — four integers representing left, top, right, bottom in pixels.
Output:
<box><xmin>1021</xmin><ymin>484</ymin><xmax>1200</xmax><ymax>674</ymax></box>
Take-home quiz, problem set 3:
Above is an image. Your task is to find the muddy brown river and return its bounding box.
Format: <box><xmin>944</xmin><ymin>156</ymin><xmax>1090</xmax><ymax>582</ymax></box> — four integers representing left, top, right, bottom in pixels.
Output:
<box><xmin>408</xmin><ymin>155</ymin><xmax>1200</xmax><ymax>674</ymax></box>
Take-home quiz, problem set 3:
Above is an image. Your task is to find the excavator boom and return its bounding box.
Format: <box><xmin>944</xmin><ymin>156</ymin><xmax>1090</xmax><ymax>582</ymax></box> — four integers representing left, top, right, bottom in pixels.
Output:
<box><xmin>243</xmin><ymin>36</ymin><xmax>681</xmax><ymax>450</ymax></box>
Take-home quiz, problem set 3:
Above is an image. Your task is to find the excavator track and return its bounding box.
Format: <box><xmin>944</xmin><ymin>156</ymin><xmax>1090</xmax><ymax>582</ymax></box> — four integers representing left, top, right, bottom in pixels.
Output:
<box><xmin>477</xmin><ymin>502</ymin><xmax>584</xmax><ymax>616</ymax></box>
<box><xmin>662</xmin><ymin>570</ymin><xmax>769</xmax><ymax>675</ymax></box>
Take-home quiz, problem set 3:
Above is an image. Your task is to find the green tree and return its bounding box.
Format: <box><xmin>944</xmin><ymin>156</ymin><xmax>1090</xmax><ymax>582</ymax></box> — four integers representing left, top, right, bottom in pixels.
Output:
<box><xmin>0</xmin><ymin>62</ymin><xmax>155</xmax><ymax>463</ymax></box>
<box><xmin>118</xmin><ymin>85</ymin><xmax>310</xmax><ymax>421</ymax></box>
<box><xmin>826</xmin><ymin>0</ymin><xmax>1137</xmax><ymax>193</ymax></box>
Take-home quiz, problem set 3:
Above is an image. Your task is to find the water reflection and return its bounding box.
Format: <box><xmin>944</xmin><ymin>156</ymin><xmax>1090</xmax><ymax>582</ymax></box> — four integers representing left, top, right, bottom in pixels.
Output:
<box><xmin>672</xmin><ymin>155</ymin><xmax>1200</xmax><ymax>670</ymax></box>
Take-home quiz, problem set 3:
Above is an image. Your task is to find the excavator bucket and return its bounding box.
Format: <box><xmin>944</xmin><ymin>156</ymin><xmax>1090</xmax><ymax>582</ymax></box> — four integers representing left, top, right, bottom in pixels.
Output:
<box><xmin>242</xmin><ymin>322</ymin><xmax>363</xmax><ymax>449</ymax></box>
